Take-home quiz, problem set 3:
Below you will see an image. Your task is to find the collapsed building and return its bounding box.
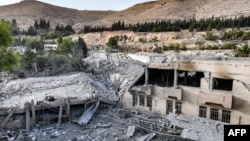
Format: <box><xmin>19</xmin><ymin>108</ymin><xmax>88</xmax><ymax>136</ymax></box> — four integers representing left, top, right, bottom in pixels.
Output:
<box><xmin>122</xmin><ymin>54</ymin><xmax>250</xmax><ymax>124</ymax></box>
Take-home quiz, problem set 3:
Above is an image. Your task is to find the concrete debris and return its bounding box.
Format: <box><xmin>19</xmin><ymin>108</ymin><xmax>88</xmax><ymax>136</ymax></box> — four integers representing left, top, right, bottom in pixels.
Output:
<box><xmin>181</xmin><ymin>129</ymin><xmax>200</xmax><ymax>141</ymax></box>
<box><xmin>166</xmin><ymin>113</ymin><xmax>226</xmax><ymax>141</ymax></box>
<box><xmin>126</xmin><ymin>126</ymin><xmax>136</xmax><ymax>137</ymax></box>
<box><xmin>137</xmin><ymin>133</ymin><xmax>156</xmax><ymax>141</ymax></box>
<box><xmin>94</xmin><ymin>123</ymin><xmax>112</xmax><ymax>128</ymax></box>
<box><xmin>77</xmin><ymin>100</ymin><xmax>100</xmax><ymax>125</ymax></box>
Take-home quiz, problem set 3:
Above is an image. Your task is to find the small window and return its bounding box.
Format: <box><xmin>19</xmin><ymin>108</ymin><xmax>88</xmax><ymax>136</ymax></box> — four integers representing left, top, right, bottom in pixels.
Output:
<box><xmin>210</xmin><ymin>108</ymin><xmax>219</xmax><ymax>120</ymax></box>
<box><xmin>166</xmin><ymin>100</ymin><xmax>173</xmax><ymax>114</ymax></box>
<box><xmin>175</xmin><ymin>101</ymin><xmax>182</xmax><ymax>114</ymax></box>
<box><xmin>147</xmin><ymin>96</ymin><xmax>152</xmax><ymax>108</ymax></box>
<box><xmin>132</xmin><ymin>94</ymin><xmax>138</xmax><ymax>106</ymax></box>
<box><xmin>213</xmin><ymin>78</ymin><xmax>233</xmax><ymax>91</ymax></box>
<box><xmin>222</xmin><ymin>110</ymin><xmax>231</xmax><ymax>123</ymax></box>
<box><xmin>139</xmin><ymin>95</ymin><xmax>145</xmax><ymax>106</ymax></box>
<box><xmin>199</xmin><ymin>106</ymin><xmax>207</xmax><ymax>118</ymax></box>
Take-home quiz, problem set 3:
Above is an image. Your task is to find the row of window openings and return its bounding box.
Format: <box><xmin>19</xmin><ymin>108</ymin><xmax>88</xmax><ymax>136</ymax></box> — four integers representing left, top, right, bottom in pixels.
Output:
<box><xmin>133</xmin><ymin>95</ymin><xmax>182</xmax><ymax>115</ymax></box>
<box><xmin>133</xmin><ymin>95</ymin><xmax>152</xmax><ymax>108</ymax></box>
<box><xmin>145</xmin><ymin>69</ymin><xmax>233</xmax><ymax>91</ymax></box>
<box><xmin>199</xmin><ymin>106</ymin><xmax>231</xmax><ymax>123</ymax></box>
<box><xmin>133</xmin><ymin>96</ymin><xmax>230</xmax><ymax>123</ymax></box>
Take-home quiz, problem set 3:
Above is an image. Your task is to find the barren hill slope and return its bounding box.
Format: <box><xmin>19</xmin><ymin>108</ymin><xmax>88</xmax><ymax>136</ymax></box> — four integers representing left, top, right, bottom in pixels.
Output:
<box><xmin>95</xmin><ymin>0</ymin><xmax>250</xmax><ymax>26</ymax></box>
<box><xmin>1</xmin><ymin>0</ymin><xmax>250</xmax><ymax>30</ymax></box>
<box><xmin>0</xmin><ymin>0</ymin><xmax>116</xmax><ymax>29</ymax></box>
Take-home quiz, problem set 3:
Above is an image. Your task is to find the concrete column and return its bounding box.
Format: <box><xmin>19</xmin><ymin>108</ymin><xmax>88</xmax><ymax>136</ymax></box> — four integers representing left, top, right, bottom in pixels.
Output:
<box><xmin>145</xmin><ymin>67</ymin><xmax>149</xmax><ymax>85</ymax></box>
<box><xmin>31</xmin><ymin>100</ymin><xmax>36</xmax><ymax>126</ymax></box>
<box><xmin>174</xmin><ymin>69</ymin><xmax>178</xmax><ymax>88</ymax></box>
<box><xmin>209</xmin><ymin>73</ymin><xmax>213</xmax><ymax>91</ymax></box>
<box><xmin>26</xmin><ymin>108</ymin><xmax>31</xmax><ymax>132</ymax></box>
<box><xmin>66</xmin><ymin>98</ymin><xmax>71</xmax><ymax>120</ymax></box>
<box><xmin>58</xmin><ymin>105</ymin><xmax>63</xmax><ymax>125</ymax></box>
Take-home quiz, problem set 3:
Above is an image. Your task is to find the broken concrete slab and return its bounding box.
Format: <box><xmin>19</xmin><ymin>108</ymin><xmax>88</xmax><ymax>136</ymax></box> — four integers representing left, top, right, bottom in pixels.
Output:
<box><xmin>137</xmin><ymin>133</ymin><xmax>156</xmax><ymax>141</ymax></box>
<box><xmin>126</xmin><ymin>126</ymin><xmax>136</xmax><ymax>137</ymax></box>
<box><xmin>77</xmin><ymin>100</ymin><xmax>100</xmax><ymax>125</ymax></box>
<box><xmin>181</xmin><ymin>129</ymin><xmax>200</xmax><ymax>141</ymax></box>
<box><xmin>94</xmin><ymin>123</ymin><xmax>112</xmax><ymax>128</ymax></box>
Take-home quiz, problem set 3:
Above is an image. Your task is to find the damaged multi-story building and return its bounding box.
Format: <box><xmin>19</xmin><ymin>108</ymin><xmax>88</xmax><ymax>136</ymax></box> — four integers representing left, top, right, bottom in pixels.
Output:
<box><xmin>122</xmin><ymin>54</ymin><xmax>250</xmax><ymax>124</ymax></box>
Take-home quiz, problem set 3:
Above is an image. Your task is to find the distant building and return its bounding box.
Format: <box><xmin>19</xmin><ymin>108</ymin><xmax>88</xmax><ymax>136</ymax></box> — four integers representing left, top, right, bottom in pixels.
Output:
<box><xmin>44</xmin><ymin>44</ymin><xmax>58</xmax><ymax>51</ymax></box>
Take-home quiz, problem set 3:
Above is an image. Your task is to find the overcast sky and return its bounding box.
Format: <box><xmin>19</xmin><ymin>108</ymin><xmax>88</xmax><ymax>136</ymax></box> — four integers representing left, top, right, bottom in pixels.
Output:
<box><xmin>0</xmin><ymin>0</ymin><xmax>155</xmax><ymax>10</ymax></box>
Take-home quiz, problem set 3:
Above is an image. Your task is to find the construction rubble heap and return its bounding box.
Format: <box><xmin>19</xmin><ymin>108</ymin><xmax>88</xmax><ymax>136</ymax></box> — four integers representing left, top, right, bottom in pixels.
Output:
<box><xmin>0</xmin><ymin>51</ymin><xmax>227</xmax><ymax>141</ymax></box>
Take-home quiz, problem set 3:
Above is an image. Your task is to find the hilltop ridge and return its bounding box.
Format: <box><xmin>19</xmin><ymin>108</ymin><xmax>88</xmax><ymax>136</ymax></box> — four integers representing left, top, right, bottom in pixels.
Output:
<box><xmin>1</xmin><ymin>0</ymin><xmax>250</xmax><ymax>30</ymax></box>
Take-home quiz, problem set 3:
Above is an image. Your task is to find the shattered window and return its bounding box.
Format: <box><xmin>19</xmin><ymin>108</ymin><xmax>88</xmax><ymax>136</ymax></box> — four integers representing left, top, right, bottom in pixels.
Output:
<box><xmin>147</xmin><ymin>96</ymin><xmax>152</xmax><ymax>108</ymax></box>
<box><xmin>210</xmin><ymin>108</ymin><xmax>219</xmax><ymax>120</ymax></box>
<box><xmin>166</xmin><ymin>100</ymin><xmax>173</xmax><ymax>114</ymax></box>
<box><xmin>177</xmin><ymin>71</ymin><xmax>204</xmax><ymax>87</ymax></box>
<box><xmin>199</xmin><ymin>106</ymin><xmax>207</xmax><ymax>118</ymax></box>
<box><xmin>132</xmin><ymin>94</ymin><xmax>138</xmax><ymax>106</ymax></box>
<box><xmin>222</xmin><ymin>110</ymin><xmax>231</xmax><ymax>123</ymax></box>
<box><xmin>175</xmin><ymin>101</ymin><xmax>182</xmax><ymax>114</ymax></box>
<box><xmin>139</xmin><ymin>95</ymin><xmax>145</xmax><ymax>106</ymax></box>
<box><xmin>213</xmin><ymin>78</ymin><xmax>233</xmax><ymax>91</ymax></box>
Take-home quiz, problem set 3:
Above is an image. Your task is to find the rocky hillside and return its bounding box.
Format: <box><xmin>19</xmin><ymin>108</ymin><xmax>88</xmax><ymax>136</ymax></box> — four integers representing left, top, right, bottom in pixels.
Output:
<box><xmin>97</xmin><ymin>0</ymin><xmax>250</xmax><ymax>26</ymax></box>
<box><xmin>0</xmin><ymin>0</ymin><xmax>116</xmax><ymax>29</ymax></box>
<box><xmin>1</xmin><ymin>0</ymin><xmax>250</xmax><ymax>30</ymax></box>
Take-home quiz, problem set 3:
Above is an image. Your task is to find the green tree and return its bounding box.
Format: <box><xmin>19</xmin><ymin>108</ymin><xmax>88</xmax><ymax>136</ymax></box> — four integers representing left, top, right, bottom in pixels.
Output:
<box><xmin>56</xmin><ymin>38</ymin><xmax>76</xmax><ymax>54</ymax></box>
<box><xmin>77</xmin><ymin>37</ymin><xmax>88</xmax><ymax>58</ymax></box>
<box><xmin>106</xmin><ymin>36</ymin><xmax>119</xmax><ymax>48</ymax></box>
<box><xmin>21</xmin><ymin>48</ymin><xmax>37</xmax><ymax>71</ymax></box>
<box><xmin>0</xmin><ymin>21</ymin><xmax>19</xmax><ymax>72</ymax></box>
<box><xmin>34</xmin><ymin>20</ymin><xmax>39</xmax><ymax>29</ymax></box>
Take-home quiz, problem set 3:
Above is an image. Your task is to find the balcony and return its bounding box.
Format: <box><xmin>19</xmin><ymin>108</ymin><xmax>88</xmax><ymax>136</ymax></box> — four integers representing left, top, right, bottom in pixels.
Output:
<box><xmin>131</xmin><ymin>85</ymin><xmax>152</xmax><ymax>95</ymax></box>
<box><xmin>199</xmin><ymin>91</ymin><xmax>233</xmax><ymax>109</ymax></box>
<box><xmin>153</xmin><ymin>86</ymin><xmax>182</xmax><ymax>100</ymax></box>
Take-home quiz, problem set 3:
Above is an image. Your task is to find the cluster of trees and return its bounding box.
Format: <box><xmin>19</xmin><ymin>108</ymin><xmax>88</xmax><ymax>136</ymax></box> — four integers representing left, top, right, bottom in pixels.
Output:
<box><xmin>34</xmin><ymin>18</ymin><xmax>50</xmax><ymax>29</ymax></box>
<box><xmin>18</xmin><ymin>36</ymin><xmax>88</xmax><ymax>77</ymax></box>
<box><xmin>11</xmin><ymin>18</ymin><xmax>51</xmax><ymax>36</ymax></box>
<box><xmin>0</xmin><ymin>19</ymin><xmax>89</xmax><ymax>77</ymax></box>
<box><xmin>43</xmin><ymin>24</ymin><xmax>75</xmax><ymax>39</ymax></box>
<box><xmin>81</xmin><ymin>16</ymin><xmax>250</xmax><ymax>33</ymax></box>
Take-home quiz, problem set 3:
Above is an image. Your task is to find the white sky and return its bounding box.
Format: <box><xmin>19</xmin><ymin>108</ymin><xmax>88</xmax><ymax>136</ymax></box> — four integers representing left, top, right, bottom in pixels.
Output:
<box><xmin>0</xmin><ymin>0</ymin><xmax>155</xmax><ymax>11</ymax></box>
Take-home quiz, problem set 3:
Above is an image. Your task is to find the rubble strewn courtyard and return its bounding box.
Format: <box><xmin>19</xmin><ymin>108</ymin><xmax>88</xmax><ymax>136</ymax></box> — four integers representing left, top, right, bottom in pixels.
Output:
<box><xmin>0</xmin><ymin>51</ymin><xmax>234</xmax><ymax>141</ymax></box>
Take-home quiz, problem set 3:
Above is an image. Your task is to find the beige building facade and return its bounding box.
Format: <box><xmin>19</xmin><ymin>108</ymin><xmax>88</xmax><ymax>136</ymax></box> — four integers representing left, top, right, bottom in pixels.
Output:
<box><xmin>122</xmin><ymin>55</ymin><xmax>250</xmax><ymax>124</ymax></box>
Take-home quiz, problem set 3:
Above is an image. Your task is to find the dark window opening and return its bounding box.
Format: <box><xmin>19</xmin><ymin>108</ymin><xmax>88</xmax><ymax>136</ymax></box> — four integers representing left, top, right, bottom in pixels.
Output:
<box><xmin>177</xmin><ymin>71</ymin><xmax>204</xmax><ymax>87</ymax></box>
<box><xmin>213</xmin><ymin>78</ymin><xmax>233</xmax><ymax>91</ymax></box>
<box><xmin>210</xmin><ymin>108</ymin><xmax>219</xmax><ymax>120</ymax></box>
<box><xmin>132</xmin><ymin>94</ymin><xmax>138</xmax><ymax>106</ymax></box>
<box><xmin>199</xmin><ymin>106</ymin><xmax>207</xmax><ymax>118</ymax></box>
<box><xmin>134</xmin><ymin>72</ymin><xmax>145</xmax><ymax>86</ymax></box>
<box><xmin>139</xmin><ymin>95</ymin><xmax>145</xmax><ymax>106</ymax></box>
<box><xmin>148</xmin><ymin>69</ymin><xmax>174</xmax><ymax>87</ymax></box>
<box><xmin>175</xmin><ymin>101</ymin><xmax>182</xmax><ymax>114</ymax></box>
<box><xmin>166</xmin><ymin>100</ymin><xmax>173</xmax><ymax>114</ymax></box>
<box><xmin>147</xmin><ymin>96</ymin><xmax>152</xmax><ymax>108</ymax></box>
<box><xmin>222</xmin><ymin>110</ymin><xmax>231</xmax><ymax>123</ymax></box>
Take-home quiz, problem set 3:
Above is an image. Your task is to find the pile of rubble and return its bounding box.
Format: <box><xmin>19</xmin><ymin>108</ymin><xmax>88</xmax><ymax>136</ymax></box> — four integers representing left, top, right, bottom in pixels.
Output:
<box><xmin>0</xmin><ymin>51</ymin><xmax>144</xmax><ymax>109</ymax></box>
<box><xmin>0</xmin><ymin>107</ymin><xmax>186</xmax><ymax>141</ymax></box>
<box><xmin>167</xmin><ymin>113</ymin><xmax>226</xmax><ymax>141</ymax></box>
